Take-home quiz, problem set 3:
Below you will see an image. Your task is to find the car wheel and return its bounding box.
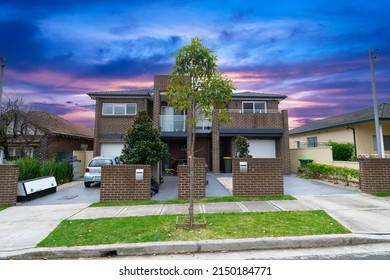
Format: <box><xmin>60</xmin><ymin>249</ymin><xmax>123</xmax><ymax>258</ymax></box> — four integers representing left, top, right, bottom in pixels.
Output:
<box><xmin>84</xmin><ymin>182</ymin><xmax>92</xmax><ymax>188</ymax></box>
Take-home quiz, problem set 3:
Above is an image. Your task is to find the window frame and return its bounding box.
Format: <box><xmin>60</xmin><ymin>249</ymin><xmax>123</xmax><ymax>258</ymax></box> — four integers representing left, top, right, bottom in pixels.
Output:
<box><xmin>102</xmin><ymin>103</ymin><xmax>137</xmax><ymax>116</ymax></box>
<box><xmin>242</xmin><ymin>101</ymin><xmax>267</xmax><ymax>113</ymax></box>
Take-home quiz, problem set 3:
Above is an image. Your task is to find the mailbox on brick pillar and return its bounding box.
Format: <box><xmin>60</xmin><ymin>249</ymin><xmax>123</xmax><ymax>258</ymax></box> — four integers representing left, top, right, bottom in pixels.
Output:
<box><xmin>135</xmin><ymin>169</ymin><xmax>144</xmax><ymax>181</ymax></box>
<box><xmin>239</xmin><ymin>161</ymin><xmax>248</xmax><ymax>173</ymax></box>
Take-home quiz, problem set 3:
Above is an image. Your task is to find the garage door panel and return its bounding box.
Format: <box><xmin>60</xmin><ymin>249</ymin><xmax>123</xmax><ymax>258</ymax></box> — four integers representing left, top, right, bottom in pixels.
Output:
<box><xmin>248</xmin><ymin>140</ymin><xmax>276</xmax><ymax>158</ymax></box>
<box><xmin>100</xmin><ymin>144</ymin><xmax>124</xmax><ymax>157</ymax></box>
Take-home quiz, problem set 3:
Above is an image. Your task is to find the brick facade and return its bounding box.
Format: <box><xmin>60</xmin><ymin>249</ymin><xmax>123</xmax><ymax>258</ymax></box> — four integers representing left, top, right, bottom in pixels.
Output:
<box><xmin>93</xmin><ymin>98</ymin><xmax>149</xmax><ymax>157</ymax></box>
<box><xmin>232</xmin><ymin>158</ymin><xmax>283</xmax><ymax>196</ymax></box>
<box><xmin>0</xmin><ymin>165</ymin><xmax>19</xmax><ymax>207</ymax></box>
<box><xmin>359</xmin><ymin>158</ymin><xmax>390</xmax><ymax>193</ymax></box>
<box><xmin>177</xmin><ymin>157</ymin><xmax>206</xmax><ymax>199</ymax></box>
<box><xmin>100</xmin><ymin>165</ymin><xmax>151</xmax><ymax>201</ymax></box>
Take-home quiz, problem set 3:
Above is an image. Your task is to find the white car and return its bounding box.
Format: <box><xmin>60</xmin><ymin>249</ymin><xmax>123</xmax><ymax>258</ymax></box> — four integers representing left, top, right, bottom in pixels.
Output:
<box><xmin>84</xmin><ymin>156</ymin><xmax>120</xmax><ymax>187</ymax></box>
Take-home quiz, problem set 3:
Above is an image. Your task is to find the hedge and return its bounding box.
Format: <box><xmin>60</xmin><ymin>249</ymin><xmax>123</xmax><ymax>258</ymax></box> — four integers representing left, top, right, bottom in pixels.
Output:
<box><xmin>14</xmin><ymin>158</ymin><xmax>73</xmax><ymax>184</ymax></box>
<box><xmin>298</xmin><ymin>162</ymin><xmax>359</xmax><ymax>186</ymax></box>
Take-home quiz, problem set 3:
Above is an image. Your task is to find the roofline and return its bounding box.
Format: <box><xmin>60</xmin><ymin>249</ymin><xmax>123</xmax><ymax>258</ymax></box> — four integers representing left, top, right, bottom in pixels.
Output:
<box><xmin>87</xmin><ymin>90</ymin><xmax>152</xmax><ymax>100</ymax></box>
<box><xmin>290</xmin><ymin>118</ymin><xmax>390</xmax><ymax>135</ymax></box>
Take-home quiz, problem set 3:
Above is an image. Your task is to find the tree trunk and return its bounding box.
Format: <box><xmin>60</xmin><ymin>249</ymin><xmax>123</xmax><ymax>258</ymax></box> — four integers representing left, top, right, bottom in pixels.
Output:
<box><xmin>188</xmin><ymin>102</ymin><xmax>196</xmax><ymax>228</ymax></box>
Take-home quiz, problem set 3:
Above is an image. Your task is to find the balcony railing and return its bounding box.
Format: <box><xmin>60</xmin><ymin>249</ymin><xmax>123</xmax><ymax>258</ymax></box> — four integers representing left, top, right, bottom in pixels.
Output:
<box><xmin>159</xmin><ymin>115</ymin><xmax>186</xmax><ymax>132</ymax></box>
<box><xmin>226</xmin><ymin>109</ymin><xmax>280</xmax><ymax>114</ymax></box>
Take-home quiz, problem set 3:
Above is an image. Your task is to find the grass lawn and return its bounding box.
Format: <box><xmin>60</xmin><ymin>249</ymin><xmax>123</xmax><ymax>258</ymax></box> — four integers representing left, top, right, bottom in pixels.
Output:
<box><xmin>0</xmin><ymin>206</ymin><xmax>8</xmax><ymax>212</ymax></box>
<box><xmin>371</xmin><ymin>193</ymin><xmax>390</xmax><ymax>197</ymax></box>
<box><xmin>90</xmin><ymin>195</ymin><xmax>295</xmax><ymax>207</ymax></box>
<box><xmin>37</xmin><ymin>210</ymin><xmax>349</xmax><ymax>247</ymax></box>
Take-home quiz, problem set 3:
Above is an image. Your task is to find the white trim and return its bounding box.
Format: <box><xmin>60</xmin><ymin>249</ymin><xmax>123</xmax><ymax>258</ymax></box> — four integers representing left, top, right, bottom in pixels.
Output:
<box><xmin>102</xmin><ymin>103</ymin><xmax>137</xmax><ymax>116</ymax></box>
<box><xmin>242</xmin><ymin>101</ymin><xmax>267</xmax><ymax>113</ymax></box>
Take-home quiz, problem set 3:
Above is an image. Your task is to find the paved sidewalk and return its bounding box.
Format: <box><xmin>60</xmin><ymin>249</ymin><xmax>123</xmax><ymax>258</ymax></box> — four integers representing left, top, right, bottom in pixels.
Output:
<box><xmin>1</xmin><ymin>176</ymin><xmax>390</xmax><ymax>259</ymax></box>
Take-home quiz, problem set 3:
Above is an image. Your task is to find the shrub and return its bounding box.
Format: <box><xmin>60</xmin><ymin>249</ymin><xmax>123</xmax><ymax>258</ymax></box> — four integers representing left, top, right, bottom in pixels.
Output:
<box><xmin>236</xmin><ymin>136</ymin><xmax>252</xmax><ymax>158</ymax></box>
<box><xmin>298</xmin><ymin>162</ymin><xmax>359</xmax><ymax>186</ymax></box>
<box><xmin>15</xmin><ymin>157</ymin><xmax>73</xmax><ymax>184</ymax></box>
<box><xmin>327</xmin><ymin>142</ymin><xmax>355</xmax><ymax>161</ymax></box>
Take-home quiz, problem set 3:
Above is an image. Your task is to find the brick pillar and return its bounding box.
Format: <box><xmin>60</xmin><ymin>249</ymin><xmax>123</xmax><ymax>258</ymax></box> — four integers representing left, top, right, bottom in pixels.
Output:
<box><xmin>359</xmin><ymin>158</ymin><xmax>390</xmax><ymax>193</ymax></box>
<box><xmin>177</xmin><ymin>157</ymin><xmax>206</xmax><ymax>199</ymax></box>
<box><xmin>0</xmin><ymin>165</ymin><xmax>19</xmax><ymax>207</ymax></box>
<box><xmin>281</xmin><ymin>110</ymin><xmax>291</xmax><ymax>174</ymax></box>
<box><xmin>212</xmin><ymin>110</ymin><xmax>220</xmax><ymax>173</ymax></box>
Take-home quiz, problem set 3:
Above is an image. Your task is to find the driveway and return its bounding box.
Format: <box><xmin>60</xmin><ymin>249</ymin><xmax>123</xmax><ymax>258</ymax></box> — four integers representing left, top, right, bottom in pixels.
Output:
<box><xmin>284</xmin><ymin>174</ymin><xmax>358</xmax><ymax>195</ymax></box>
<box><xmin>21</xmin><ymin>180</ymin><xmax>100</xmax><ymax>206</ymax></box>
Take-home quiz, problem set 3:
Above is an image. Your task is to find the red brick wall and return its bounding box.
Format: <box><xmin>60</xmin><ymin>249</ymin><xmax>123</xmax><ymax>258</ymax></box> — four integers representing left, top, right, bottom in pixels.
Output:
<box><xmin>100</xmin><ymin>165</ymin><xmax>151</xmax><ymax>201</ymax></box>
<box><xmin>94</xmin><ymin>97</ymin><xmax>149</xmax><ymax>156</ymax></box>
<box><xmin>232</xmin><ymin>158</ymin><xmax>283</xmax><ymax>196</ymax></box>
<box><xmin>0</xmin><ymin>165</ymin><xmax>19</xmax><ymax>207</ymax></box>
<box><xmin>177</xmin><ymin>157</ymin><xmax>206</xmax><ymax>199</ymax></box>
<box><xmin>359</xmin><ymin>158</ymin><xmax>390</xmax><ymax>193</ymax></box>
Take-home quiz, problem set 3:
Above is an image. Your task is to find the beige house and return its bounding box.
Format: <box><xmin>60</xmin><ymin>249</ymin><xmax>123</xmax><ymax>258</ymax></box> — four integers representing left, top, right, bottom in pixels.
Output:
<box><xmin>289</xmin><ymin>103</ymin><xmax>390</xmax><ymax>157</ymax></box>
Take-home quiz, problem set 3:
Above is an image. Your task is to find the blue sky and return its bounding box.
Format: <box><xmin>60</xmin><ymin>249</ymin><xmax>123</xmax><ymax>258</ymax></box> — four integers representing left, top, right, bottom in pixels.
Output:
<box><xmin>1</xmin><ymin>0</ymin><xmax>389</xmax><ymax>128</ymax></box>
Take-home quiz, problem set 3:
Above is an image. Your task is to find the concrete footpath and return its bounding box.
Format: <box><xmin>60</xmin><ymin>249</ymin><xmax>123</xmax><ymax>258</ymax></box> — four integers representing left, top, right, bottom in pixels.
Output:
<box><xmin>1</xmin><ymin>182</ymin><xmax>390</xmax><ymax>259</ymax></box>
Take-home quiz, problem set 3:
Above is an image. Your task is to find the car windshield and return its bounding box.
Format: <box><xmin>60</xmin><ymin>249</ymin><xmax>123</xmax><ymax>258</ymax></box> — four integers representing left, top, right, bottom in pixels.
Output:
<box><xmin>89</xmin><ymin>159</ymin><xmax>113</xmax><ymax>167</ymax></box>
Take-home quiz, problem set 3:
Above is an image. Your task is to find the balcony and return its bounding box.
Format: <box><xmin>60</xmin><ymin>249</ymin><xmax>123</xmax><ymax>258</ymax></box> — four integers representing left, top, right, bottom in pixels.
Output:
<box><xmin>159</xmin><ymin>115</ymin><xmax>213</xmax><ymax>133</ymax></box>
<box><xmin>159</xmin><ymin>115</ymin><xmax>186</xmax><ymax>132</ymax></box>
<box><xmin>223</xmin><ymin>109</ymin><xmax>284</xmax><ymax>129</ymax></box>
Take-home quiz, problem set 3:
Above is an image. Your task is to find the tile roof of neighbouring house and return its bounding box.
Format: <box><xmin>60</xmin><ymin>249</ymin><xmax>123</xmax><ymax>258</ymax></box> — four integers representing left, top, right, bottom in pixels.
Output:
<box><xmin>87</xmin><ymin>89</ymin><xmax>153</xmax><ymax>99</ymax></box>
<box><xmin>290</xmin><ymin>103</ymin><xmax>390</xmax><ymax>135</ymax></box>
<box><xmin>232</xmin><ymin>91</ymin><xmax>287</xmax><ymax>100</ymax></box>
<box><xmin>28</xmin><ymin>111</ymin><xmax>94</xmax><ymax>139</ymax></box>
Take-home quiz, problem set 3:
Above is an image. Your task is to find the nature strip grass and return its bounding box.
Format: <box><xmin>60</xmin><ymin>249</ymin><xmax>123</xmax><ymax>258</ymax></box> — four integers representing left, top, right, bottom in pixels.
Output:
<box><xmin>37</xmin><ymin>210</ymin><xmax>349</xmax><ymax>247</ymax></box>
<box><xmin>90</xmin><ymin>195</ymin><xmax>296</xmax><ymax>207</ymax></box>
<box><xmin>371</xmin><ymin>193</ymin><xmax>390</xmax><ymax>197</ymax></box>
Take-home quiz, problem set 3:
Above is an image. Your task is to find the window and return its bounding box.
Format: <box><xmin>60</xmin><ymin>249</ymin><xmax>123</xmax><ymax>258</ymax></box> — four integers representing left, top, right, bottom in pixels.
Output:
<box><xmin>242</xmin><ymin>102</ymin><xmax>266</xmax><ymax>113</ymax></box>
<box><xmin>102</xmin><ymin>103</ymin><xmax>137</xmax><ymax>115</ymax></box>
<box><xmin>373</xmin><ymin>135</ymin><xmax>390</xmax><ymax>151</ymax></box>
<box><xmin>307</xmin><ymin>137</ymin><xmax>318</xmax><ymax>148</ymax></box>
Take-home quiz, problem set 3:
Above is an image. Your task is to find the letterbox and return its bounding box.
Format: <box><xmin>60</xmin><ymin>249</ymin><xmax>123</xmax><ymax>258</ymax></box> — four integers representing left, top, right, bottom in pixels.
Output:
<box><xmin>135</xmin><ymin>169</ymin><xmax>144</xmax><ymax>181</ymax></box>
<box><xmin>239</xmin><ymin>161</ymin><xmax>248</xmax><ymax>173</ymax></box>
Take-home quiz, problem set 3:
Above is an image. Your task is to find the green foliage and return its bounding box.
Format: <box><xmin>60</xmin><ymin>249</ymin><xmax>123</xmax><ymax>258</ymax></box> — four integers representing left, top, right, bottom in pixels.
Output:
<box><xmin>15</xmin><ymin>157</ymin><xmax>41</xmax><ymax>181</ymax></box>
<box><xmin>327</xmin><ymin>141</ymin><xmax>355</xmax><ymax>161</ymax></box>
<box><xmin>120</xmin><ymin>111</ymin><xmax>168</xmax><ymax>166</ymax></box>
<box><xmin>167</xmin><ymin>37</ymin><xmax>236</xmax><ymax>128</ymax></box>
<box><xmin>235</xmin><ymin>136</ymin><xmax>252</xmax><ymax>158</ymax></box>
<box><xmin>298</xmin><ymin>162</ymin><xmax>359</xmax><ymax>186</ymax></box>
<box><xmin>15</xmin><ymin>157</ymin><xmax>73</xmax><ymax>184</ymax></box>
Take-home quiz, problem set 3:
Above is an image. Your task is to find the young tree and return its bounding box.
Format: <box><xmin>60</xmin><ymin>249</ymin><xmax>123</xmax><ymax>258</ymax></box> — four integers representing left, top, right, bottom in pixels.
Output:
<box><xmin>167</xmin><ymin>37</ymin><xmax>236</xmax><ymax>227</ymax></box>
<box><xmin>236</xmin><ymin>136</ymin><xmax>252</xmax><ymax>158</ymax></box>
<box><xmin>120</xmin><ymin>110</ymin><xmax>168</xmax><ymax>166</ymax></box>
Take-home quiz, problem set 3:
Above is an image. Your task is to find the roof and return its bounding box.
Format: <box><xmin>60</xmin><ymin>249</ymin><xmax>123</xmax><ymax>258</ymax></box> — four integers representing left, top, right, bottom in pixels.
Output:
<box><xmin>87</xmin><ymin>89</ymin><xmax>152</xmax><ymax>99</ymax></box>
<box><xmin>232</xmin><ymin>91</ymin><xmax>287</xmax><ymax>100</ymax></box>
<box><xmin>290</xmin><ymin>103</ymin><xmax>390</xmax><ymax>135</ymax></box>
<box><xmin>28</xmin><ymin>111</ymin><xmax>94</xmax><ymax>139</ymax></box>
<box><xmin>87</xmin><ymin>89</ymin><xmax>286</xmax><ymax>101</ymax></box>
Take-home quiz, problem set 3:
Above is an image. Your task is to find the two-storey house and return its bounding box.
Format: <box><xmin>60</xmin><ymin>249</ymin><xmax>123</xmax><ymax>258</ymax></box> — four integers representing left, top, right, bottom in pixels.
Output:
<box><xmin>88</xmin><ymin>75</ymin><xmax>290</xmax><ymax>175</ymax></box>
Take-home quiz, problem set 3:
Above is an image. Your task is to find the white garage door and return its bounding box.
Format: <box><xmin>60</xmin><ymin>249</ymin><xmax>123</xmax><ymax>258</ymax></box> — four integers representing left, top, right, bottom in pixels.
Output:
<box><xmin>100</xmin><ymin>144</ymin><xmax>124</xmax><ymax>157</ymax></box>
<box><xmin>248</xmin><ymin>139</ymin><xmax>276</xmax><ymax>158</ymax></box>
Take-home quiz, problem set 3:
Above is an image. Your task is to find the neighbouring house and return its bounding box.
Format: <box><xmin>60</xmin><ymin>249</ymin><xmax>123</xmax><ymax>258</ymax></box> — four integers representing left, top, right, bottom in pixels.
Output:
<box><xmin>289</xmin><ymin>103</ymin><xmax>390</xmax><ymax>157</ymax></box>
<box><xmin>87</xmin><ymin>75</ymin><xmax>290</xmax><ymax>174</ymax></box>
<box><xmin>2</xmin><ymin>110</ymin><xmax>94</xmax><ymax>161</ymax></box>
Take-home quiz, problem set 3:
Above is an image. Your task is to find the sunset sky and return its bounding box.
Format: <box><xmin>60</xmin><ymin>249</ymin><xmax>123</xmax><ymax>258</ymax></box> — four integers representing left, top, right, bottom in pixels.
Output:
<box><xmin>1</xmin><ymin>0</ymin><xmax>389</xmax><ymax>128</ymax></box>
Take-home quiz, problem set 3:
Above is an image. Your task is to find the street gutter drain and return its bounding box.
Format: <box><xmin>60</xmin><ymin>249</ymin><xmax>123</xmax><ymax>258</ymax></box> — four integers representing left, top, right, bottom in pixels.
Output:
<box><xmin>100</xmin><ymin>250</ymin><xmax>118</xmax><ymax>258</ymax></box>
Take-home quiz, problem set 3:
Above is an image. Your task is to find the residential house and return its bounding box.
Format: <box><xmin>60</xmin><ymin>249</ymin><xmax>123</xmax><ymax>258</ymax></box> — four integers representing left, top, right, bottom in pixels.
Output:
<box><xmin>88</xmin><ymin>75</ymin><xmax>290</xmax><ymax>174</ymax></box>
<box><xmin>3</xmin><ymin>111</ymin><xmax>94</xmax><ymax>161</ymax></box>
<box><xmin>289</xmin><ymin>103</ymin><xmax>390</xmax><ymax>157</ymax></box>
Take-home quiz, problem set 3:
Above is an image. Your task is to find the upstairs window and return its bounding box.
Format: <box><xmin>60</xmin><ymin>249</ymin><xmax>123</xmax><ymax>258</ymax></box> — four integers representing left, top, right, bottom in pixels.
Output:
<box><xmin>242</xmin><ymin>101</ymin><xmax>267</xmax><ymax>113</ymax></box>
<box><xmin>307</xmin><ymin>137</ymin><xmax>318</xmax><ymax>148</ymax></box>
<box><xmin>102</xmin><ymin>103</ymin><xmax>137</xmax><ymax>116</ymax></box>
